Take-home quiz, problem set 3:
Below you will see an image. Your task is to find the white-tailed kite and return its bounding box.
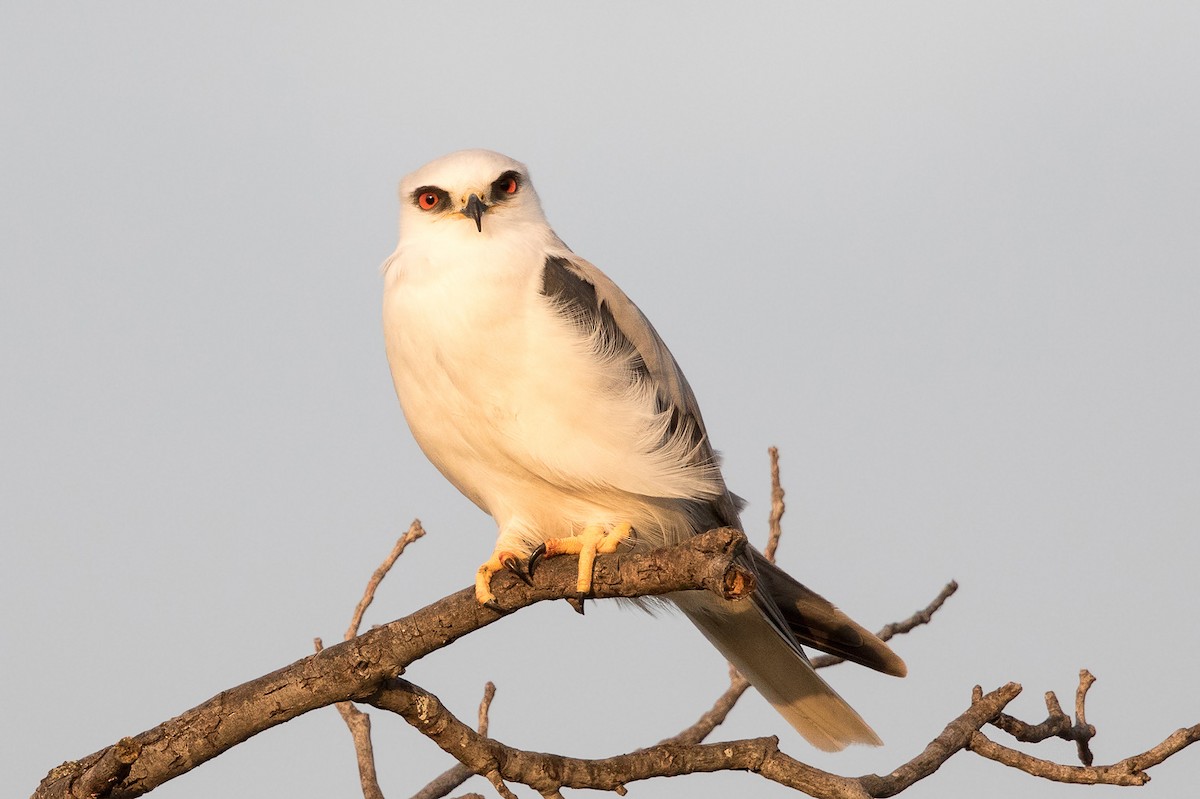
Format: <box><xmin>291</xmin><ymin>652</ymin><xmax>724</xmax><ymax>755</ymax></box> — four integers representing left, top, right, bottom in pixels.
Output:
<box><xmin>382</xmin><ymin>149</ymin><xmax>905</xmax><ymax>751</ymax></box>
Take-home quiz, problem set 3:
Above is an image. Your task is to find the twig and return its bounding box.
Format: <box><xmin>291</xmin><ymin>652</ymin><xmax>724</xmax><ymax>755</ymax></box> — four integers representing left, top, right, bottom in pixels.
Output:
<box><xmin>347</xmin><ymin>520</ymin><xmax>427</xmax><ymax>640</ymax></box>
<box><xmin>990</xmin><ymin>689</ymin><xmax>1072</xmax><ymax>742</ymax></box>
<box><xmin>810</xmin><ymin>581</ymin><xmax>958</xmax><ymax>670</ymax></box>
<box><xmin>335</xmin><ymin>693</ymin><xmax>385</xmax><ymax>799</ymax></box>
<box><xmin>477</xmin><ymin>682</ymin><xmax>496</xmax><ymax>737</ymax></box>
<box><xmin>988</xmin><ymin>669</ymin><xmax>1097</xmax><ymax>766</ymax></box>
<box><xmin>765</xmin><ymin>446</ymin><xmax>785</xmax><ymax>564</ymax></box>
<box><xmin>1074</xmin><ymin>669</ymin><xmax>1098</xmax><ymax>765</ymax></box>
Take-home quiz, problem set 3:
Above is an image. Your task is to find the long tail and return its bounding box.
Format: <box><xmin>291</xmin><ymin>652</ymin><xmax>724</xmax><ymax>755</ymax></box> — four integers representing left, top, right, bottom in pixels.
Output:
<box><xmin>671</xmin><ymin>549</ymin><xmax>905</xmax><ymax>752</ymax></box>
<box><xmin>676</xmin><ymin>592</ymin><xmax>882</xmax><ymax>751</ymax></box>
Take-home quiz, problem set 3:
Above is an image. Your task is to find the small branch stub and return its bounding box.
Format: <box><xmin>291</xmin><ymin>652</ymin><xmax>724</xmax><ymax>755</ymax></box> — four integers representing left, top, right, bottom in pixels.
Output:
<box><xmin>721</xmin><ymin>563</ymin><xmax>755</xmax><ymax>600</ymax></box>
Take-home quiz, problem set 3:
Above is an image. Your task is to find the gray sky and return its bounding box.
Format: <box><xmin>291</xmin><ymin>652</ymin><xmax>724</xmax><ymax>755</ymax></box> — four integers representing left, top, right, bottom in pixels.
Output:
<box><xmin>4</xmin><ymin>4</ymin><xmax>1197</xmax><ymax>797</ymax></box>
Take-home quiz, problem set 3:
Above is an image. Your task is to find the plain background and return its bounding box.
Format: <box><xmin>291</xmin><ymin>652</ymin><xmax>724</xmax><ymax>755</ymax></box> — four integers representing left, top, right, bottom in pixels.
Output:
<box><xmin>4</xmin><ymin>4</ymin><xmax>1197</xmax><ymax>797</ymax></box>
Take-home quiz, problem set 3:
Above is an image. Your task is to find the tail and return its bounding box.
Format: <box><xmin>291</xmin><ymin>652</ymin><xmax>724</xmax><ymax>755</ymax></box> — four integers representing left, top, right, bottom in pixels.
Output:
<box><xmin>676</xmin><ymin>592</ymin><xmax>883</xmax><ymax>751</ymax></box>
<box><xmin>749</xmin><ymin>550</ymin><xmax>908</xmax><ymax>679</ymax></box>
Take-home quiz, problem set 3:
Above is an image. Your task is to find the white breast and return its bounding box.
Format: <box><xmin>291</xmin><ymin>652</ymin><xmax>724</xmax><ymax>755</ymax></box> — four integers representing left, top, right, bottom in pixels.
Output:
<box><xmin>383</xmin><ymin>236</ymin><xmax>713</xmax><ymax>551</ymax></box>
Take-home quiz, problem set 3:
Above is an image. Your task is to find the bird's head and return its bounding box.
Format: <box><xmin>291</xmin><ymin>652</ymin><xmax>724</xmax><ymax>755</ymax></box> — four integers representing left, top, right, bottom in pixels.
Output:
<box><xmin>397</xmin><ymin>150</ymin><xmax>548</xmax><ymax>238</ymax></box>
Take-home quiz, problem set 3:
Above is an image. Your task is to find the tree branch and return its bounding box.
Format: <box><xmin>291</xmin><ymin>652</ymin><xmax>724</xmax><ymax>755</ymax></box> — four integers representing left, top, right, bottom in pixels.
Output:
<box><xmin>31</xmin><ymin>521</ymin><xmax>1197</xmax><ymax>799</ymax></box>
<box><xmin>967</xmin><ymin>725</ymin><xmax>1200</xmax><ymax>787</ymax></box>
<box><xmin>32</xmin><ymin>528</ymin><xmax>750</xmax><ymax>799</ymax></box>
<box><xmin>376</xmin><ymin>674</ymin><xmax>1198</xmax><ymax>798</ymax></box>
<box><xmin>373</xmin><ymin>679</ymin><xmax>1035</xmax><ymax>799</ymax></box>
<box><xmin>410</xmin><ymin>682</ymin><xmax>496</xmax><ymax>799</ymax></box>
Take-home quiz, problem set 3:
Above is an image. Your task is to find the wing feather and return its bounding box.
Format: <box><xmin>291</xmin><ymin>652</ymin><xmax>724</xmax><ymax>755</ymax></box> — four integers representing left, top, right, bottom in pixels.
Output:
<box><xmin>540</xmin><ymin>254</ymin><xmax>740</xmax><ymax>527</ymax></box>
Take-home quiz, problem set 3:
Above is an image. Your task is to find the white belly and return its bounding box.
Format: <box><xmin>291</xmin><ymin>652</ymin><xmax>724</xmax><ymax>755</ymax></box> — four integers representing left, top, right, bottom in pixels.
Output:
<box><xmin>383</xmin><ymin>245</ymin><xmax>717</xmax><ymax>552</ymax></box>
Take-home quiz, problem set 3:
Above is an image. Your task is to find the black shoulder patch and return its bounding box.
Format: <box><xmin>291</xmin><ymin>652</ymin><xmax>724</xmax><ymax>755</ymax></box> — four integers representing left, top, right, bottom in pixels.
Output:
<box><xmin>541</xmin><ymin>256</ymin><xmax>598</xmax><ymax>318</ymax></box>
<box><xmin>541</xmin><ymin>256</ymin><xmax>649</xmax><ymax>378</ymax></box>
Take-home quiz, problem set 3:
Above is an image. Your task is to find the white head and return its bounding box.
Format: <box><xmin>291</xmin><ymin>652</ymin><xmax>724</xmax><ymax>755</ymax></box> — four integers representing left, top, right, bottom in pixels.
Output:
<box><xmin>397</xmin><ymin>150</ymin><xmax>551</xmax><ymax>242</ymax></box>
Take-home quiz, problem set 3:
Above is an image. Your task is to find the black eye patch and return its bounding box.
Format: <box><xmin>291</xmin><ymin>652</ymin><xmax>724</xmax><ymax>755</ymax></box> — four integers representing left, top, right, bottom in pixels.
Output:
<box><xmin>412</xmin><ymin>186</ymin><xmax>450</xmax><ymax>211</ymax></box>
<box><xmin>489</xmin><ymin>171</ymin><xmax>522</xmax><ymax>202</ymax></box>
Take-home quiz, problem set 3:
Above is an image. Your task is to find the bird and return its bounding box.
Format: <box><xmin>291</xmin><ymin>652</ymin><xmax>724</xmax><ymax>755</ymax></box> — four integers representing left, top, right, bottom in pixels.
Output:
<box><xmin>381</xmin><ymin>149</ymin><xmax>906</xmax><ymax>751</ymax></box>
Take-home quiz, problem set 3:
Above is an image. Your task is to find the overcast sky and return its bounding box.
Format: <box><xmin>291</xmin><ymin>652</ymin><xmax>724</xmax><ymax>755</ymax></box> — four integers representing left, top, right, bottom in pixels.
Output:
<box><xmin>4</xmin><ymin>4</ymin><xmax>1198</xmax><ymax>798</ymax></box>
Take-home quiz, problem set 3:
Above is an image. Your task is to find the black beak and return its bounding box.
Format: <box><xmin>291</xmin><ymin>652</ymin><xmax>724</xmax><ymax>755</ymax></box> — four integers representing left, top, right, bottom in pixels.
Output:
<box><xmin>462</xmin><ymin>194</ymin><xmax>488</xmax><ymax>232</ymax></box>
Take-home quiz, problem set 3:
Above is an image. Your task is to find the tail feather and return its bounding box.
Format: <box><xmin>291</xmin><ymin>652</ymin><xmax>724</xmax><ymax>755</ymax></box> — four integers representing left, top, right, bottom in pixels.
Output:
<box><xmin>674</xmin><ymin>592</ymin><xmax>883</xmax><ymax>751</ymax></box>
<box><xmin>751</xmin><ymin>550</ymin><xmax>908</xmax><ymax>678</ymax></box>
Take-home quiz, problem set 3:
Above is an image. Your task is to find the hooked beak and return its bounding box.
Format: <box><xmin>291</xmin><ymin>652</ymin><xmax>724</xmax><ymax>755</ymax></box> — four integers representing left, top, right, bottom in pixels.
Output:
<box><xmin>462</xmin><ymin>194</ymin><xmax>488</xmax><ymax>232</ymax></box>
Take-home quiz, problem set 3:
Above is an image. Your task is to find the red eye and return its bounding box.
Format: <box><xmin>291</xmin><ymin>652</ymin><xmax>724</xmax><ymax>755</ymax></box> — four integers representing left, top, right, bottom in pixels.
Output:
<box><xmin>502</xmin><ymin>177</ymin><xmax>517</xmax><ymax>194</ymax></box>
<box><xmin>418</xmin><ymin>192</ymin><xmax>439</xmax><ymax>210</ymax></box>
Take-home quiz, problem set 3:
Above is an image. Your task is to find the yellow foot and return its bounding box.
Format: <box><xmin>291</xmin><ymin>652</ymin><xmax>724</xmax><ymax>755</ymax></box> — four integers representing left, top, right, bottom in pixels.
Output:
<box><xmin>536</xmin><ymin>522</ymin><xmax>633</xmax><ymax>594</ymax></box>
<box><xmin>475</xmin><ymin>549</ymin><xmax>530</xmax><ymax>609</ymax></box>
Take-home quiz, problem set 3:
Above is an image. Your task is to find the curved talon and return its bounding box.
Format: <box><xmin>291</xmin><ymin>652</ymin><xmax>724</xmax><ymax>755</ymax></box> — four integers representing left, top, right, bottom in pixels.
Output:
<box><xmin>477</xmin><ymin>549</ymin><xmax>524</xmax><ymax>606</ymax></box>
<box><xmin>527</xmin><ymin>543</ymin><xmax>547</xmax><ymax>576</ymax></box>
<box><xmin>567</xmin><ymin>596</ymin><xmax>586</xmax><ymax>615</ymax></box>
<box><xmin>483</xmin><ymin>599</ymin><xmax>508</xmax><ymax>615</ymax></box>
<box><xmin>500</xmin><ymin>553</ymin><xmax>534</xmax><ymax>586</ymax></box>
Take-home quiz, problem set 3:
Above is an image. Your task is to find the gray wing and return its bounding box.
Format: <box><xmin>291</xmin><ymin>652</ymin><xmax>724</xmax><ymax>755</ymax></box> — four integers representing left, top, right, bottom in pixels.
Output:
<box><xmin>542</xmin><ymin>256</ymin><xmax>906</xmax><ymax>681</ymax></box>
<box><xmin>540</xmin><ymin>254</ymin><xmax>741</xmax><ymax>528</ymax></box>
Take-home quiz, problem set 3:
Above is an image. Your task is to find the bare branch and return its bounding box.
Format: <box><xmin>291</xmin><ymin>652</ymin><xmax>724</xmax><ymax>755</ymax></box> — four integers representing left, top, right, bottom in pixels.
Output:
<box><xmin>765</xmin><ymin>445</ymin><xmax>785</xmax><ymax>563</ymax></box>
<box><xmin>477</xmin><ymin>682</ymin><xmax>496</xmax><ymax>737</ymax></box>
<box><xmin>384</xmin><ymin>655</ymin><xmax>1194</xmax><ymax>799</ymax></box>
<box><xmin>967</xmin><ymin>724</ymin><xmax>1200</xmax><ymax>786</ymax></box>
<box><xmin>965</xmin><ymin>670</ymin><xmax>1200</xmax><ymax>787</ymax></box>
<box><xmin>1074</xmin><ymin>669</ymin><xmax>1098</xmax><ymax>766</ymax></box>
<box><xmin>990</xmin><ymin>689</ymin><xmax>1072</xmax><ymax>742</ymax></box>
<box><xmin>32</xmin><ymin>528</ymin><xmax>750</xmax><ymax>799</ymax></box>
<box><xmin>372</xmin><ymin>678</ymin><xmax>803</xmax><ymax>796</ymax></box>
<box><xmin>347</xmin><ymin>520</ymin><xmax>427</xmax><ymax>640</ymax></box>
<box><xmin>987</xmin><ymin>669</ymin><xmax>1098</xmax><ymax>767</ymax></box>
<box><xmin>31</xmin><ymin>517</ymin><xmax>1196</xmax><ymax>799</ymax></box>
<box><xmin>373</xmin><ymin>679</ymin><xmax>1042</xmax><ymax>798</ymax></box>
<box><xmin>339</xmin><ymin>703</ymin><xmax>386</xmax><ymax>799</ymax></box>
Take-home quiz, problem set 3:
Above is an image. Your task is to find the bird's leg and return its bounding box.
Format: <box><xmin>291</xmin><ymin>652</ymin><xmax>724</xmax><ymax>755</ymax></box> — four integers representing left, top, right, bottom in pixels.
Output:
<box><xmin>532</xmin><ymin>522</ymin><xmax>633</xmax><ymax>594</ymax></box>
<box><xmin>476</xmin><ymin>548</ymin><xmax>531</xmax><ymax>610</ymax></box>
